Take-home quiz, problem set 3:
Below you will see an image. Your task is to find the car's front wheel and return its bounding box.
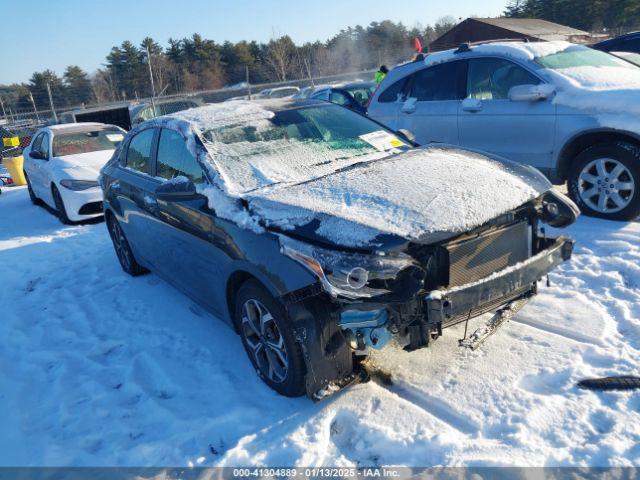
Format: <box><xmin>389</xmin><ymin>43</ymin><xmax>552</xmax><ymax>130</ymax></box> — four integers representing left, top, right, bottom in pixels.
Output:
<box><xmin>106</xmin><ymin>215</ymin><xmax>148</xmax><ymax>276</ymax></box>
<box><xmin>51</xmin><ymin>184</ymin><xmax>72</xmax><ymax>224</ymax></box>
<box><xmin>235</xmin><ymin>280</ymin><xmax>306</xmax><ymax>397</ymax></box>
<box><xmin>25</xmin><ymin>172</ymin><xmax>42</xmax><ymax>205</ymax></box>
<box><xmin>568</xmin><ymin>142</ymin><xmax>640</xmax><ymax>221</ymax></box>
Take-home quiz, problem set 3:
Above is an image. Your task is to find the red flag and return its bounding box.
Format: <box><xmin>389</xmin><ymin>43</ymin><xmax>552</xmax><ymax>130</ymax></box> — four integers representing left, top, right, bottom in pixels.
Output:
<box><xmin>414</xmin><ymin>37</ymin><xmax>423</xmax><ymax>53</ymax></box>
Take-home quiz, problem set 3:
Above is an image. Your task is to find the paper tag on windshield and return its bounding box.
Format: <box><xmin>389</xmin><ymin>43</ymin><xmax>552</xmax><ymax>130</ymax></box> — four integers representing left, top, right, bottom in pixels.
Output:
<box><xmin>359</xmin><ymin>130</ymin><xmax>404</xmax><ymax>151</ymax></box>
<box><xmin>106</xmin><ymin>133</ymin><xmax>124</xmax><ymax>142</ymax></box>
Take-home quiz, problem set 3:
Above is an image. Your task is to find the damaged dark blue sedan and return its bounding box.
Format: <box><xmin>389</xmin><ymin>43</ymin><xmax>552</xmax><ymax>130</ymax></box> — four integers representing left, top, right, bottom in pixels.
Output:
<box><xmin>100</xmin><ymin>99</ymin><xmax>578</xmax><ymax>399</ymax></box>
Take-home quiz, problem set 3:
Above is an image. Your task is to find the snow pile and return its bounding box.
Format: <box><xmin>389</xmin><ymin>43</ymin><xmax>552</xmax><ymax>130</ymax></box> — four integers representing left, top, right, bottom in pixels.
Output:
<box><xmin>248</xmin><ymin>147</ymin><xmax>548</xmax><ymax>246</ymax></box>
<box><xmin>1</xmin><ymin>186</ymin><xmax>639</xmax><ymax>467</ymax></box>
<box><xmin>173</xmin><ymin>101</ymin><xmax>276</xmax><ymax>133</ymax></box>
<box><xmin>197</xmin><ymin>183</ymin><xmax>265</xmax><ymax>234</ymax></box>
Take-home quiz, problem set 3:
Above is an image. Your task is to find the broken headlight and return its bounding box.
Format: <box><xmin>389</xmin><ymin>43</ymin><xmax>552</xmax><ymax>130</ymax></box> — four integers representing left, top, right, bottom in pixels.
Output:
<box><xmin>539</xmin><ymin>190</ymin><xmax>580</xmax><ymax>228</ymax></box>
<box><xmin>279</xmin><ymin>235</ymin><xmax>418</xmax><ymax>299</ymax></box>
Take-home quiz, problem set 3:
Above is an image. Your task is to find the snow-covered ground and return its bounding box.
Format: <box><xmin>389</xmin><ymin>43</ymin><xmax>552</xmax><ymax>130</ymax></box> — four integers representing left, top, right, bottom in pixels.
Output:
<box><xmin>1</xmin><ymin>185</ymin><xmax>639</xmax><ymax>467</ymax></box>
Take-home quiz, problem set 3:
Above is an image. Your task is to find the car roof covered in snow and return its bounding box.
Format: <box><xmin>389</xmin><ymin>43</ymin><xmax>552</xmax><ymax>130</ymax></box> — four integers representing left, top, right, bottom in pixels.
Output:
<box><xmin>47</xmin><ymin>122</ymin><xmax>123</xmax><ymax>134</ymax></box>
<box><xmin>422</xmin><ymin>40</ymin><xmax>575</xmax><ymax>68</ymax></box>
<box><xmin>147</xmin><ymin>99</ymin><xmax>330</xmax><ymax>132</ymax></box>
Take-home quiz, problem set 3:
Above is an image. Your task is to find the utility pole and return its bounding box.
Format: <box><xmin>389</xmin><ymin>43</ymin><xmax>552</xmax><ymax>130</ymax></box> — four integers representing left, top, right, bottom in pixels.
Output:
<box><xmin>28</xmin><ymin>91</ymin><xmax>40</xmax><ymax>122</ymax></box>
<box><xmin>245</xmin><ymin>65</ymin><xmax>252</xmax><ymax>100</ymax></box>
<box><xmin>46</xmin><ymin>83</ymin><xmax>58</xmax><ymax>123</ymax></box>
<box><xmin>146</xmin><ymin>46</ymin><xmax>157</xmax><ymax>115</ymax></box>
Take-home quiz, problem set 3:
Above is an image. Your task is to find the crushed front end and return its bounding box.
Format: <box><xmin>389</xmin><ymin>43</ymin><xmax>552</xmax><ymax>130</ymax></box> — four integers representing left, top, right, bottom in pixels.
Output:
<box><xmin>279</xmin><ymin>191</ymin><xmax>578</xmax><ymax>398</ymax></box>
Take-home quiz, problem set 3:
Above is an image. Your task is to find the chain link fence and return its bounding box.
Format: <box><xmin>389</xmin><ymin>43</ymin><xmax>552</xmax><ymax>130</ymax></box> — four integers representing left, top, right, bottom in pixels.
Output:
<box><xmin>0</xmin><ymin>68</ymin><xmax>376</xmax><ymax>138</ymax></box>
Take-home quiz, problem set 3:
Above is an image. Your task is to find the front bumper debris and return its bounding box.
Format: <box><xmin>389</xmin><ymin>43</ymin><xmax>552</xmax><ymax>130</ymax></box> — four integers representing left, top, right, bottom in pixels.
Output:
<box><xmin>458</xmin><ymin>295</ymin><xmax>531</xmax><ymax>350</ymax></box>
<box><xmin>284</xmin><ymin>235</ymin><xmax>574</xmax><ymax>398</ymax></box>
<box><xmin>425</xmin><ymin>236</ymin><xmax>573</xmax><ymax>328</ymax></box>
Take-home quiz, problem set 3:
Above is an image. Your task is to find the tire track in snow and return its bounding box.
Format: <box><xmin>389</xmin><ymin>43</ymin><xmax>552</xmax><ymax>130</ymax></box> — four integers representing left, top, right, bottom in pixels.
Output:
<box><xmin>368</xmin><ymin>372</ymin><xmax>480</xmax><ymax>436</ymax></box>
<box><xmin>512</xmin><ymin>317</ymin><xmax>605</xmax><ymax>346</ymax></box>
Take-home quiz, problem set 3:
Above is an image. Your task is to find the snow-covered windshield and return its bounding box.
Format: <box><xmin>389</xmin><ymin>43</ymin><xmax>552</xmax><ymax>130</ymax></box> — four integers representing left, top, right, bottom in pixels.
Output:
<box><xmin>535</xmin><ymin>45</ymin><xmax>640</xmax><ymax>89</ymax></box>
<box><xmin>200</xmin><ymin>104</ymin><xmax>409</xmax><ymax>194</ymax></box>
<box><xmin>611</xmin><ymin>51</ymin><xmax>640</xmax><ymax>67</ymax></box>
<box><xmin>536</xmin><ymin>46</ymin><xmax>635</xmax><ymax>70</ymax></box>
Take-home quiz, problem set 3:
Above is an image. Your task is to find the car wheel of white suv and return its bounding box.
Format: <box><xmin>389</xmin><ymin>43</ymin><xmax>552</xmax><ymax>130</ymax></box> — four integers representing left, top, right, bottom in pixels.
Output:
<box><xmin>568</xmin><ymin>142</ymin><xmax>640</xmax><ymax>221</ymax></box>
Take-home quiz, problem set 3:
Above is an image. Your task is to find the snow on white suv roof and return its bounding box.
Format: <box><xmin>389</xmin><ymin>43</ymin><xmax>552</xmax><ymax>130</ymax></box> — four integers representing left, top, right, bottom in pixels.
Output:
<box><xmin>367</xmin><ymin>40</ymin><xmax>640</xmax><ymax>221</ymax></box>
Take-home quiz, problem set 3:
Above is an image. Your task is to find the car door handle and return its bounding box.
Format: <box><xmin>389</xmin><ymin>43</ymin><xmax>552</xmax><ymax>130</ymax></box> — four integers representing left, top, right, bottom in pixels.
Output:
<box><xmin>401</xmin><ymin>106</ymin><xmax>416</xmax><ymax>114</ymax></box>
<box><xmin>462</xmin><ymin>99</ymin><xmax>483</xmax><ymax>112</ymax></box>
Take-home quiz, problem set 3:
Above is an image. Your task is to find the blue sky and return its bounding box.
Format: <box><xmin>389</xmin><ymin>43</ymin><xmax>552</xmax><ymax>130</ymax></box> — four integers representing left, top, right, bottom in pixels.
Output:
<box><xmin>1</xmin><ymin>0</ymin><xmax>507</xmax><ymax>84</ymax></box>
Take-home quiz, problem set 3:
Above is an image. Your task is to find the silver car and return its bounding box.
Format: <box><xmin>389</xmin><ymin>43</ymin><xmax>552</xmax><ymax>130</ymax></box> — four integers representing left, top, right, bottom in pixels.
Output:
<box><xmin>368</xmin><ymin>41</ymin><xmax>640</xmax><ymax>221</ymax></box>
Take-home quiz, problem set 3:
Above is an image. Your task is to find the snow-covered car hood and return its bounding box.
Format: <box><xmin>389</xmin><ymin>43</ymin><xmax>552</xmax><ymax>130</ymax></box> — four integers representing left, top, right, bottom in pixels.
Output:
<box><xmin>54</xmin><ymin>150</ymin><xmax>115</xmax><ymax>179</ymax></box>
<box><xmin>245</xmin><ymin>146</ymin><xmax>552</xmax><ymax>247</ymax></box>
<box><xmin>547</xmin><ymin>65</ymin><xmax>640</xmax><ymax>118</ymax></box>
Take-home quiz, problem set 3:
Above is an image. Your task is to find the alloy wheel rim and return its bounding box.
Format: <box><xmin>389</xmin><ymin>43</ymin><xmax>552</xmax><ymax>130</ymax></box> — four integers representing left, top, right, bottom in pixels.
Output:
<box><xmin>110</xmin><ymin>220</ymin><xmax>131</xmax><ymax>270</ymax></box>
<box><xmin>241</xmin><ymin>299</ymin><xmax>288</xmax><ymax>383</ymax></box>
<box><xmin>578</xmin><ymin>158</ymin><xmax>635</xmax><ymax>213</ymax></box>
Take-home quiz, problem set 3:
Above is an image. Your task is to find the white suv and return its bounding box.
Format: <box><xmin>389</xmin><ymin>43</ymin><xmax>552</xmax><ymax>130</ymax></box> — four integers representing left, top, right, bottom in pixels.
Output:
<box><xmin>368</xmin><ymin>41</ymin><xmax>640</xmax><ymax>221</ymax></box>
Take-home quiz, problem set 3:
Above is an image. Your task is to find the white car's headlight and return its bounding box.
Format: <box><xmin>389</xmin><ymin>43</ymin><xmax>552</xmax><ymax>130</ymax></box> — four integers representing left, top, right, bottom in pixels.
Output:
<box><xmin>279</xmin><ymin>235</ymin><xmax>418</xmax><ymax>299</ymax></box>
<box><xmin>59</xmin><ymin>179</ymin><xmax>99</xmax><ymax>191</ymax></box>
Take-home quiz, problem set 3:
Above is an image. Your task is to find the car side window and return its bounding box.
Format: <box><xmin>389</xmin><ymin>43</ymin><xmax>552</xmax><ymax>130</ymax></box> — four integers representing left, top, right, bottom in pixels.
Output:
<box><xmin>378</xmin><ymin>77</ymin><xmax>407</xmax><ymax>103</ymax></box>
<box><xmin>126</xmin><ymin>128</ymin><xmax>155</xmax><ymax>174</ymax></box>
<box><xmin>467</xmin><ymin>58</ymin><xmax>540</xmax><ymax>100</ymax></box>
<box><xmin>329</xmin><ymin>91</ymin><xmax>352</xmax><ymax>106</ymax></box>
<box><xmin>409</xmin><ymin>62</ymin><xmax>462</xmax><ymax>102</ymax></box>
<box><xmin>311</xmin><ymin>90</ymin><xmax>328</xmax><ymax>101</ymax></box>
<box><xmin>31</xmin><ymin>133</ymin><xmax>43</xmax><ymax>153</ymax></box>
<box><xmin>39</xmin><ymin>133</ymin><xmax>50</xmax><ymax>158</ymax></box>
<box><xmin>156</xmin><ymin>128</ymin><xmax>204</xmax><ymax>184</ymax></box>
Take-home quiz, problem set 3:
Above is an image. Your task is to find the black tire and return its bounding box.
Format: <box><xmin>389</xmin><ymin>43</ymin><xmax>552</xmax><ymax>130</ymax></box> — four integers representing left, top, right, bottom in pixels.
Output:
<box><xmin>568</xmin><ymin>142</ymin><xmax>640</xmax><ymax>221</ymax></box>
<box><xmin>25</xmin><ymin>172</ymin><xmax>43</xmax><ymax>205</ymax></box>
<box><xmin>235</xmin><ymin>280</ymin><xmax>306</xmax><ymax>397</ymax></box>
<box><xmin>51</xmin><ymin>184</ymin><xmax>72</xmax><ymax>224</ymax></box>
<box><xmin>106</xmin><ymin>214</ymin><xmax>148</xmax><ymax>276</ymax></box>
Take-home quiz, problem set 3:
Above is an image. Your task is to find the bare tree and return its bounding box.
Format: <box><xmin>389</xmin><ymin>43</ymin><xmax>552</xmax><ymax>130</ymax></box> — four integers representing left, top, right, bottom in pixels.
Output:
<box><xmin>91</xmin><ymin>69</ymin><xmax>116</xmax><ymax>103</ymax></box>
<box><xmin>265</xmin><ymin>36</ymin><xmax>296</xmax><ymax>82</ymax></box>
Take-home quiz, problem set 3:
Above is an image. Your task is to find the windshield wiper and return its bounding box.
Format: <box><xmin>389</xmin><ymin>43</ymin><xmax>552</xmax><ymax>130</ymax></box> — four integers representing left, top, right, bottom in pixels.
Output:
<box><xmin>243</xmin><ymin>180</ymin><xmax>295</xmax><ymax>194</ymax></box>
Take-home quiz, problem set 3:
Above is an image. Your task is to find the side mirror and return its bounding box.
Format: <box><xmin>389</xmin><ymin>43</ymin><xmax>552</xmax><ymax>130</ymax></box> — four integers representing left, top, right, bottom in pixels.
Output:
<box><xmin>155</xmin><ymin>176</ymin><xmax>197</xmax><ymax>201</ymax></box>
<box><xmin>508</xmin><ymin>84</ymin><xmax>556</xmax><ymax>102</ymax></box>
<box><xmin>29</xmin><ymin>150</ymin><xmax>45</xmax><ymax>160</ymax></box>
<box><xmin>397</xmin><ymin>129</ymin><xmax>416</xmax><ymax>144</ymax></box>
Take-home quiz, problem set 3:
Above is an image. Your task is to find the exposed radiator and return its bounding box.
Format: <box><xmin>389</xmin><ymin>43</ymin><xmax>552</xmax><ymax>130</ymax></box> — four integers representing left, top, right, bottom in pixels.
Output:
<box><xmin>446</xmin><ymin>221</ymin><xmax>531</xmax><ymax>287</ymax></box>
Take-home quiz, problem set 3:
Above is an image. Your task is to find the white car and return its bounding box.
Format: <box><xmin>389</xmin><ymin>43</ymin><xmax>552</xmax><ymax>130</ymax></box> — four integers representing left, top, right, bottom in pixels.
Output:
<box><xmin>23</xmin><ymin>123</ymin><xmax>125</xmax><ymax>223</ymax></box>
